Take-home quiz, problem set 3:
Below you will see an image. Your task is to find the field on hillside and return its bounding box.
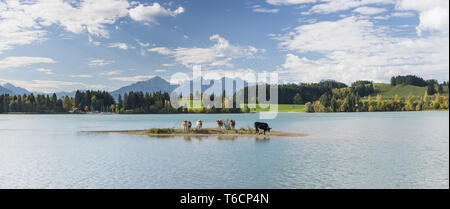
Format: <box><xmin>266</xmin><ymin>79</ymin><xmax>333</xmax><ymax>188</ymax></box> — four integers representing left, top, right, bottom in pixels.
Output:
<box><xmin>176</xmin><ymin>83</ymin><xmax>450</xmax><ymax>111</ymax></box>
<box><xmin>371</xmin><ymin>84</ymin><xmax>449</xmax><ymax>98</ymax></box>
<box><xmin>248</xmin><ymin>104</ymin><xmax>305</xmax><ymax>113</ymax></box>
<box><xmin>178</xmin><ymin>99</ymin><xmax>306</xmax><ymax>113</ymax></box>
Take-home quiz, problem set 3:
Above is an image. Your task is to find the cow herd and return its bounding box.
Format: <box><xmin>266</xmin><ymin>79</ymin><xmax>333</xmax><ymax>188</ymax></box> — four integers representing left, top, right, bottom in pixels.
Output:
<box><xmin>181</xmin><ymin>120</ymin><xmax>271</xmax><ymax>135</ymax></box>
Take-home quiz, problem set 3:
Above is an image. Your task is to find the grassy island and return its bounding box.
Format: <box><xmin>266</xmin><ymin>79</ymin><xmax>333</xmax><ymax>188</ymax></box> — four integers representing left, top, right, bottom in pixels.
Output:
<box><xmin>85</xmin><ymin>128</ymin><xmax>307</xmax><ymax>138</ymax></box>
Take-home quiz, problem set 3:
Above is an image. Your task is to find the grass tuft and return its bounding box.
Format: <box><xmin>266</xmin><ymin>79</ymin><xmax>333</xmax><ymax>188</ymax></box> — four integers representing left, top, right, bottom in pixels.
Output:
<box><xmin>147</xmin><ymin>128</ymin><xmax>175</xmax><ymax>134</ymax></box>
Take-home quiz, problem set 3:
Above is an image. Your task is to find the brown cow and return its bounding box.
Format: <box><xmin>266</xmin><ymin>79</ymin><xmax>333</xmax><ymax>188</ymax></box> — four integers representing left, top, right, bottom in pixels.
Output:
<box><xmin>230</xmin><ymin>120</ymin><xmax>236</xmax><ymax>129</ymax></box>
<box><xmin>216</xmin><ymin>120</ymin><xmax>224</xmax><ymax>129</ymax></box>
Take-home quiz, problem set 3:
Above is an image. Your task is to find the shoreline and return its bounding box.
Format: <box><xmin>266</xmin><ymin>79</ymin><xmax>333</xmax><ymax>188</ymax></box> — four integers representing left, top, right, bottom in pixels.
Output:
<box><xmin>3</xmin><ymin>110</ymin><xmax>448</xmax><ymax>115</ymax></box>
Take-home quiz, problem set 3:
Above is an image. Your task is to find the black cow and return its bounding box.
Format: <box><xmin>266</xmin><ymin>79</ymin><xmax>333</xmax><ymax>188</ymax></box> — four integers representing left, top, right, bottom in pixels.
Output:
<box><xmin>255</xmin><ymin>122</ymin><xmax>271</xmax><ymax>135</ymax></box>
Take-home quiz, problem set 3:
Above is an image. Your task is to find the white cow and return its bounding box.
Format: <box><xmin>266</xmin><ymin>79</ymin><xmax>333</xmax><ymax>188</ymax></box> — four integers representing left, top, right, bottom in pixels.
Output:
<box><xmin>182</xmin><ymin>120</ymin><xmax>192</xmax><ymax>131</ymax></box>
<box><xmin>196</xmin><ymin>120</ymin><xmax>203</xmax><ymax>129</ymax></box>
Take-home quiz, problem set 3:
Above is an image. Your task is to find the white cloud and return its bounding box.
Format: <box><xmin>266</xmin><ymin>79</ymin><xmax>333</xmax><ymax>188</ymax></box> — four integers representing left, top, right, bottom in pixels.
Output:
<box><xmin>155</xmin><ymin>69</ymin><xmax>166</xmax><ymax>73</ymax></box>
<box><xmin>306</xmin><ymin>0</ymin><xmax>394</xmax><ymax>14</ymax></box>
<box><xmin>108</xmin><ymin>42</ymin><xmax>130</xmax><ymax>50</ymax></box>
<box><xmin>148</xmin><ymin>35</ymin><xmax>265</xmax><ymax>67</ymax></box>
<box><xmin>28</xmin><ymin>0</ymin><xmax>130</xmax><ymax>37</ymax></box>
<box><xmin>129</xmin><ymin>3</ymin><xmax>184</xmax><ymax>23</ymax></box>
<box><xmin>148</xmin><ymin>47</ymin><xmax>172</xmax><ymax>55</ymax></box>
<box><xmin>0</xmin><ymin>1</ymin><xmax>47</xmax><ymax>54</ymax></box>
<box><xmin>373</xmin><ymin>11</ymin><xmax>415</xmax><ymax>20</ymax></box>
<box><xmin>287</xmin><ymin>0</ymin><xmax>448</xmax><ymax>36</ymax></box>
<box><xmin>135</xmin><ymin>39</ymin><xmax>150</xmax><ymax>47</ymax></box>
<box><xmin>88</xmin><ymin>36</ymin><xmax>102</xmax><ymax>46</ymax></box>
<box><xmin>0</xmin><ymin>0</ymin><xmax>130</xmax><ymax>53</ymax></box>
<box><xmin>277</xmin><ymin>16</ymin><xmax>449</xmax><ymax>83</ymax></box>
<box><xmin>252</xmin><ymin>5</ymin><xmax>280</xmax><ymax>13</ymax></box>
<box><xmin>36</xmin><ymin>68</ymin><xmax>54</xmax><ymax>75</ymax></box>
<box><xmin>110</xmin><ymin>75</ymin><xmax>155</xmax><ymax>82</ymax></box>
<box><xmin>4</xmin><ymin>0</ymin><xmax>130</xmax><ymax>37</ymax></box>
<box><xmin>391</xmin><ymin>11</ymin><xmax>415</xmax><ymax>17</ymax></box>
<box><xmin>0</xmin><ymin>79</ymin><xmax>89</xmax><ymax>93</ymax></box>
<box><xmin>99</xmin><ymin>70</ymin><xmax>123</xmax><ymax>76</ymax></box>
<box><xmin>0</xmin><ymin>57</ymin><xmax>56</xmax><ymax>69</ymax></box>
<box><xmin>88</xmin><ymin>59</ymin><xmax>115</xmax><ymax>67</ymax></box>
<box><xmin>396</xmin><ymin>0</ymin><xmax>449</xmax><ymax>35</ymax></box>
<box><xmin>200</xmin><ymin>68</ymin><xmax>259</xmax><ymax>83</ymax></box>
<box><xmin>266</xmin><ymin>0</ymin><xmax>317</xmax><ymax>5</ymax></box>
<box><xmin>0</xmin><ymin>0</ymin><xmax>187</xmax><ymax>53</ymax></box>
<box><xmin>162</xmin><ymin>63</ymin><xmax>176</xmax><ymax>67</ymax></box>
<box><xmin>0</xmin><ymin>1</ymin><xmax>190</xmax><ymax>55</ymax></box>
<box><xmin>353</xmin><ymin>6</ymin><xmax>386</xmax><ymax>15</ymax></box>
<box><xmin>70</xmin><ymin>74</ymin><xmax>93</xmax><ymax>78</ymax></box>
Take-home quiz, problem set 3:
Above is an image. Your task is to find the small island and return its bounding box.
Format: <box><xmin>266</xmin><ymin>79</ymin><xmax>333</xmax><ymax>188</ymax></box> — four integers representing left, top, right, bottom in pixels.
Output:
<box><xmin>85</xmin><ymin>128</ymin><xmax>307</xmax><ymax>138</ymax></box>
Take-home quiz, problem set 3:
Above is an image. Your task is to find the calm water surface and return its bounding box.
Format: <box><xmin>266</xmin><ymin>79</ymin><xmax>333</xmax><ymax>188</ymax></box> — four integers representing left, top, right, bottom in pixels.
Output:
<box><xmin>0</xmin><ymin>112</ymin><xmax>448</xmax><ymax>188</ymax></box>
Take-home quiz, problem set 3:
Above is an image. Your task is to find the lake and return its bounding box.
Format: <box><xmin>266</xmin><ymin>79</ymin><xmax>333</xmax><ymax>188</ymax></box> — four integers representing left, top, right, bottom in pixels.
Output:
<box><xmin>0</xmin><ymin>111</ymin><xmax>448</xmax><ymax>189</ymax></box>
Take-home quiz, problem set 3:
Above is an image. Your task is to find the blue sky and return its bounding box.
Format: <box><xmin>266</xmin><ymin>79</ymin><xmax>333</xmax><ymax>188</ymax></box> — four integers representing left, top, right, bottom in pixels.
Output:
<box><xmin>0</xmin><ymin>0</ymin><xmax>448</xmax><ymax>93</ymax></box>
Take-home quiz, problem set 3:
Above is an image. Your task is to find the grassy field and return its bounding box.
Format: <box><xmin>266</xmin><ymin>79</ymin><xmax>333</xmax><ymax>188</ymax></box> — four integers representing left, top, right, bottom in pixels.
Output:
<box><xmin>177</xmin><ymin>83</ymin><xmax>449</xmax><ymax>112</ymax></box>
<box><xmin>248</xmin><ymin>104</ymin><xmax>305</xmax><ymax>113</ymax></box>
<box><xmin>179</xmin><ymin>99</ymin><xmax>306</xmax><ymax>113</ymax></box>
<box><xmin>371</xmin><ymin>84</ymin><xmax>449</xmax><ymax>99</ymax></box>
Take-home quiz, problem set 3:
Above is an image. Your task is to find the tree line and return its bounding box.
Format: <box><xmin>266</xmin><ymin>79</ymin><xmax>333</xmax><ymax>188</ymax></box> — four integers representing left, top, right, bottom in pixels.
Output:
<box><xmin>390</xmin><ymin>75</ymin><xmax>429</xmax><ymax>86</ymax></box>
<box><xmin>390</xmin><ymin>75</ymin><xmax>446</xmax><ymax>95</ymax></box>
<box><xmin>305</xmin><ymin>89</ymin><xmax>449</xmax><ymax>113</ymax></box>
<box><xmin>0</xmin><ymin>90</ymin><xmax>243</xmax><ymax>114</ymax></box>
<box><xmin>243</xmin><ymin>80</ymin><xmax>349</xmax><ymax>105</ymax></box>
<box><xmin>1</xmin><ymin>75</ymin><xmax>448</xmax><ymax>114</ymax></box>
<box><xmin>302</xmin><ymin>75</ymin><xmax>449</xmax><ymax>112</ymax></box>
<box><xmin>243</xmin><ymin>80</ymin><xmax>374</xmax><ymax>105</ymax></box>
<box><xmin>1</xmin><ymin>93</ymin><xmax>66</xmax><ymax>113</ymax></box>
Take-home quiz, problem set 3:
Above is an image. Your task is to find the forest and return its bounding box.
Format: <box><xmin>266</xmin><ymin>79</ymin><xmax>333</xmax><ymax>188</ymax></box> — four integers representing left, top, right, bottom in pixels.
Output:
<box><xmin>0</xmin><ymin>90</ymin><xmax>243</xmax><ymax>114</ymax></box>
<box><xmin>305</xmin><ymin>89</ymin><xmax>448</xmax><ymax>113</ymax></box>
<box><xmin>1</xmin><ymin>75</ymin><xmax>448</xmax><ymax>114</ymax></box>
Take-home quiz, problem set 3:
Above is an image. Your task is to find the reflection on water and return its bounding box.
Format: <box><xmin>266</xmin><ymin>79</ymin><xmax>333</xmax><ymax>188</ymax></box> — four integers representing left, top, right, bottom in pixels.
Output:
<box><xmin>146</xmin><ymin>135</ymin><xmax>271</xmax><ymax>141</ymax></box>
<box><xmin>0</xmin><ymin>112</ymin><xmax>448</xmax><ymax>189</ymax></box>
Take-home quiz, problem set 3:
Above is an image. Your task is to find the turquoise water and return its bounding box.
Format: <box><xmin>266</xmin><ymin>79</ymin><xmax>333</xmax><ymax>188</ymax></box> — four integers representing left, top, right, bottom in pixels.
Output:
<box><xmin>0</xmin><ymin>112</ymin><xmax>448</xmax><ymax>189</ymax></box>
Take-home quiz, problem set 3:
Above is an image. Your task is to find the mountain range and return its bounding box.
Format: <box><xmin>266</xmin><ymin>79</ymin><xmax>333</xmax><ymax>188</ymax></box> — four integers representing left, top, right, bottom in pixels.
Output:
<box><xmin>0</xmin><ymin>85</ymin><xmax>12</xmax><ymax>95</ymax></box>
<box><xmin>110</xmin><ymin>76</ymin><xmax>178</xmax><ymax>98</ymax></box>
<box><xmin>110</xmin><ymin>76</ymin><xmax>249</xmax><ymax>99</ymax></box>
<box><xmin>1</xmin><ymin>83</ymin><xmax>31</xmax><ymax>95</ymax></box>
<box><xmin>1</xmin><ymin>76</ymin><xmax>250</xmax><ymax>99</ymax></box>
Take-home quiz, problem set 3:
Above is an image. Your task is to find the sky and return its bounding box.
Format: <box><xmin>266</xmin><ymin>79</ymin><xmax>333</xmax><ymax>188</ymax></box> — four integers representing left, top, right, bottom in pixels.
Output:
<box><xmin>0</xmin><ymin>0</ymin><xmax>448</xmax><ymax>93</ymax></box>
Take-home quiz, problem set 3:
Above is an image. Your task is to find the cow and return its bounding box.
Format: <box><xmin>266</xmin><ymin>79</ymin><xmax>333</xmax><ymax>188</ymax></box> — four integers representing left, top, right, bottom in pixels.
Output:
<box><xmin>182</xmin><ymin>121</ymin><xmax>192</xmax><ymax>131</ymax></box>
<box><xmin>182</xmin><ymin>121</ymin><xmax>188</xmax><ymax>131</ymax></box>
<box><xmin>196</xmin><ymin>120</ymin><xmax>203</xmax><ymax>129</ymax></box>
<box><xmin>254</xmin><ymin>122</ymin><xmax>271</xmax><ymax>135</ymax></box>
<box><xmin>216</xmin><ymin>120</ymin><xmax>224</xmax><ymax>129</ymax></box>
<box><xmin>230</xmin><ymin>120</ymin><xmax>236</xmax><ymax>129</ymax></box>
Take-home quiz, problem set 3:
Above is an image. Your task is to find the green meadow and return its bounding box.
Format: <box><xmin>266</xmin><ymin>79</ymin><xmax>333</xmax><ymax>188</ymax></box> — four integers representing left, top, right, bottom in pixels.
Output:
<box><xmin>178</xmin><ymin>99</ymin><xmax>306</xmax><ymax>113</ymax></box>
<box><xmin>247</xmin><ymin>104</ymin><xmax>306</xmax><ymax>113</ymax></box>
<box><xmin>371</xmin><ymin>83</ymin><xmax>449</xmax><ymax>99</ymax></box>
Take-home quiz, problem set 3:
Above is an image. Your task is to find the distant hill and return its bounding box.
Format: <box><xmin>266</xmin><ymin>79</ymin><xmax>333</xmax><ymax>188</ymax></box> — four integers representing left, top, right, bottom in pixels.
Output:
<box><xmin>111</xmin><ymin>76</ymin><xmax>178</xmax><ymax>98</ymax></box>
<box><xmin>54</xmin><ymin>90</ymin><xmax>83</xmax><ymax>98</ymax></box>
<box><xmin>0</xmin><ymin>86</ymin><xmax>13</xmax><ymax>95</ymax></box>
<box><xmin>371</xmin><ymin>83</ymin><xmax>449</xmax><ymax>98</ymax></box>
<box><xmin>0</xmin><ymin>76</ymin><xmax>250</xmax><ymax>100</ymax></box>
<box><xmin>176</xmin><ymin>77</ymin><xmax>249</xmax><ymax>96</ymax></box>
<box><xmin>1</xmin><ymin>83</ymin><xmax>31</xmax><ymax>95</ymax></box>
<box><xmin>111</xmin><ymin>76</ymin><xmax>249</xmax><ymax>99</ymax></box>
